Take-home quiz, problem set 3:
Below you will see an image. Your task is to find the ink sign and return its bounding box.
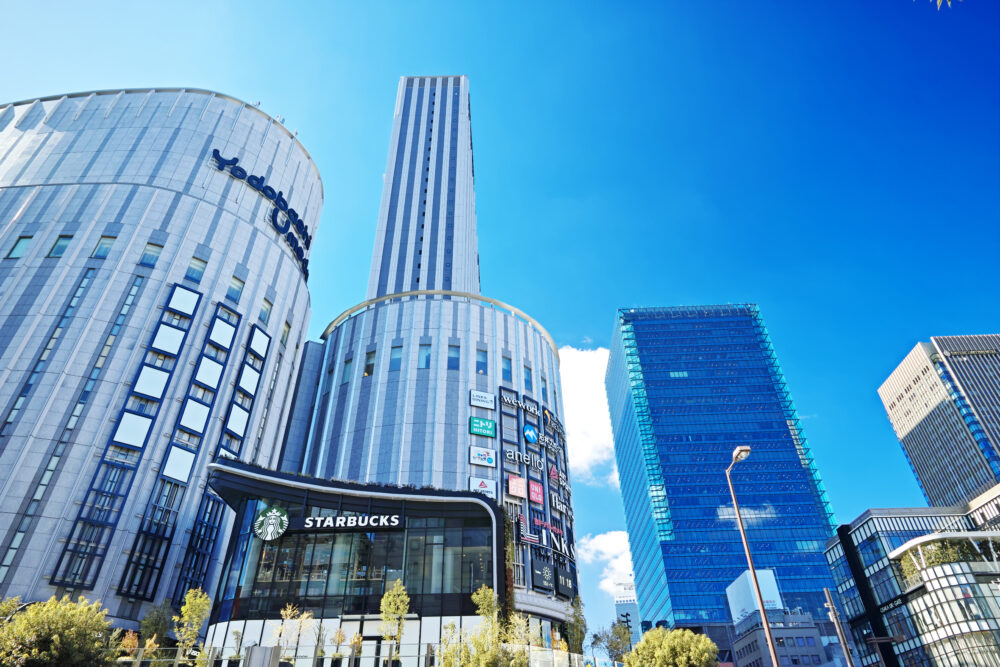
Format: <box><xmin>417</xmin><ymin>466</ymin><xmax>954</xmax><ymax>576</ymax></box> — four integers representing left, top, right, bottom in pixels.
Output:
<box><xmin>210</xmin><ymin>149</ymin><xmax>313</xmax><ymax>279</ymax></box>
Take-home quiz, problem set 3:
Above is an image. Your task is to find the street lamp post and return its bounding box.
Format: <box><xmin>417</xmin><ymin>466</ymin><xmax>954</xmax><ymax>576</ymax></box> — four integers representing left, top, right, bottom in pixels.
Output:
<box><xmin>726</xmin><ymin>445</ymin><xmax>781</xmax><ymax>667</ymax></box>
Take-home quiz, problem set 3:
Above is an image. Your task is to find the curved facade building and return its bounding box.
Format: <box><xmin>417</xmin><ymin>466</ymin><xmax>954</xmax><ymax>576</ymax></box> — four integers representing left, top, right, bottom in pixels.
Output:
<box><xmin>0</xmin><ymin>88</ymin><xmax>321</xmax><ymax>622</ymax></box>
<box><xmin>276</xmin><ymin>76</ymin><xmax>578</xmax><ymax>643</ymax></box>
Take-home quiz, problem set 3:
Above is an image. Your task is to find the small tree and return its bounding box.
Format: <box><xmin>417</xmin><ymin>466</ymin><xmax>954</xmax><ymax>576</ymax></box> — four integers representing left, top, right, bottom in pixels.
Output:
<box><xmin>624</xmin><ymin>627</ymin><xmax>717</xmax><ymax>667</ymax></box>
<box><xmin>230</xmin><ymin>628</ymin><xmax>244</xmax><ymax>659</ymax></box>
<box><xmin>121</xmin><ymin>630</ymin><xmax>140</xmax><ymax>657</ymax></box>
<box><xmin>140</xmin><ymin>600</ymin><xmax>173</xmax><ymax>650</ymax></box>
<box><xmin>592</xmin><ymin>622</ymin><xmax>632</xmax><ymax>664</ymax></box>
<box><xmin>315</xmin><ymin>620</ymin><xmax>328</xmax><ymax>657</ymax></box>
<box><xmin>565</xmin><ymin>596</ymin><xmax>587</xmax><ymax>654</ymax></box>
<box><xmin>332</xmin><ymin>626</ymin><xmax>346</xmax><ymax>656</ymax></box>
<box><xmin>349</xmin><ymin>631</ymin><xmax>363</xmax><ymax>657</ymax></box>
<box><xmin>379</xmin><ymin>578</ymin><xmax>410</xmax><ymax>662</ymax></box>
<box><xmin>0</xmin><ymin>595</ymin><xmax>118</xmax><ymax>666</ymax></box>
<box><xmin>173</xmin><ymin>588</ymin><xmax>212</xmax><ymax>666</ymax></box>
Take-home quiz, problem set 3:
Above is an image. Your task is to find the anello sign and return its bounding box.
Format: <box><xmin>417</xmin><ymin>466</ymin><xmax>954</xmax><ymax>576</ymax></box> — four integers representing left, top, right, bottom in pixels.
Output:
<box><xmin>211</xmin><ymin>149</ymin><xmax>313</xmax><ymax>279</ymax></box>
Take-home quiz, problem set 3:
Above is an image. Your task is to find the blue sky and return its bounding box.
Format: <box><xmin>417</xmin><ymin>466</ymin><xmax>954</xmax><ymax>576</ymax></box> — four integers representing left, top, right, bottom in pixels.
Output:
<box><xmin>3</xmin><ymin>0</ymin><xmax>997</xmax><ymax>638</ymax></box>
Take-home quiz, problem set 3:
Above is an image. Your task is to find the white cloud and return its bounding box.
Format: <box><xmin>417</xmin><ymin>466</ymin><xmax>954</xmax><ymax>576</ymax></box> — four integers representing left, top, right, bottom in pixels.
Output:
<box><xmin>717</xmin><ymin>503</ymin><xmax>777</xmax><ymax>526</ymax></box>
<box><xmin>559</xmin><ymin>346</ymin><xmax>615</xmax><ymax>485</ymax></box>
<box><xmin>578</xmin><ymin>530</ymin><xmax>633</xmax><ymax>597</ymax></box>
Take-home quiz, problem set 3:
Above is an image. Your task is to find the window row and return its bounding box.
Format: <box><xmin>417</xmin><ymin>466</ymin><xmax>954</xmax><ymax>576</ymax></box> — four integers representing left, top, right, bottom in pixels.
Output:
<box><xmin>6</xmin><ymin>237</ymin><xmax>285</xmax><ymax>337</ymax></box>
<box><xmin>337</xmin><ymin>344</ymin><xmax>548</xmax><ymax>397</ymax></box>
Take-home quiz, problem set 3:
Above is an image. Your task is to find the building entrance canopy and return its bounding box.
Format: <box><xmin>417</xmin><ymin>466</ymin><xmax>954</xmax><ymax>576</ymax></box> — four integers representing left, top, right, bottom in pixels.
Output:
<box><xmin>207</xmin><ymin>460</ymin><xmax>504</xmax><ymax>625</ymax></box>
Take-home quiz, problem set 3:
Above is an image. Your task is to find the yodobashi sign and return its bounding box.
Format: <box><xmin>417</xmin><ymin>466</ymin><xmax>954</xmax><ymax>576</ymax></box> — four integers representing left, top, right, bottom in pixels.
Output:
<box><xmin>529</xmin><ymin>480</ymin><xmax>544</xmax><ymax>505</ymax></box>
<box><xmin>210</xmin><ymin>149</ymin><xmax>313</xmax><ymax>279</ymax></box>
<box><xmin>470</xmin><ymin>390</ymin><xmax>495</xmax><ymax>410</ymax></box>
<box><xmin>470</xmin><ymin>417</ymin><xmax>496</xmax><ymax>437</ymax></box>
<box><xmin>470</xmin><ymin>476</ymin><xmax>497</xmax><ymax>499</ymax></box>
<box><xmin>508</xmin><ymin>475</ymin><xmax>527</xmax><ymax>498</ymax></box>
<box><xmin>470</xmin><ymin>446</ymin><xmax>497</xmax><ymax>467</ymax></box>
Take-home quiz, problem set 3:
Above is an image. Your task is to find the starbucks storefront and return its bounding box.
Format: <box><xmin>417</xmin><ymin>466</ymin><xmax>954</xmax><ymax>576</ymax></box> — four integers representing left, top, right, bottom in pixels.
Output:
<box><xmin>204</xmin><ymin>460</ymin><xmax>504</xmax><ymax>665</ymax></box>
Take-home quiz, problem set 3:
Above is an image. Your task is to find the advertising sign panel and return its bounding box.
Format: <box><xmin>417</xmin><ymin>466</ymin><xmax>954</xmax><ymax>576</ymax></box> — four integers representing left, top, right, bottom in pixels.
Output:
<box><xmin>469</xmin><ymin>476</ymin><xmax>497</xmax><ymax>499</ymax></box>
<box><xmin>469</xmin><ymin>446</ymin><xmax>497</xmax><ymax>467</ymax></box>
<box><xmin>469</xmin><ymin>416</ymin><xmax>496</xmax><ymax>437</ymax></box>
<box><xmin>470</xmin><ymin>390</ymin><xmax>495</xmax><ymax>410</ymax></box>
<box><xmin>556</xmin><ymin>567</ymin><xmax>575</xmax><ymax>599</ymax></box>
<box><xmin>529</xmin><ymin>480</ymin><xmax>544</xmax><ymax>505</ymax></box>
<box><xmin>507</xmin><ymin>475</ymin><xmax>527</xmax><ymax>498</ymax></box>
<box><xmin>532</xmin><ymin>561</ymin><xmax>554</xmax><ymax>590</ymax></box>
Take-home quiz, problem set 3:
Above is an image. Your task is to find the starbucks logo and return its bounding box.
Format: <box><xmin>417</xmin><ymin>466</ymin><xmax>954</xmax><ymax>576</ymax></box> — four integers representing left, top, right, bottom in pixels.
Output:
<box><xmin>253</xmin><ymin>506</ymin><xmax>289</xmax><ymax>541</ymax></box>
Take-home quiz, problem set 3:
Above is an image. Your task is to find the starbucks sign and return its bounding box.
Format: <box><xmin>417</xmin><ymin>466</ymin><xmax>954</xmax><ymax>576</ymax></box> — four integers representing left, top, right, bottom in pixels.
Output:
<box><xmin>253</xmin><ymin>506</ymin><xmax>289</xmax><ymax>541</ymax></box>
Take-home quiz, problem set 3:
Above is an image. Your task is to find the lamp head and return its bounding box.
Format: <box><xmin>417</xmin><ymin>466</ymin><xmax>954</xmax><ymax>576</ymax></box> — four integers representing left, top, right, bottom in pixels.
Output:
<box><xmin>732</xmin><ymin>446</ymin><xmax>751</xmax><ymax>465</ymax></box>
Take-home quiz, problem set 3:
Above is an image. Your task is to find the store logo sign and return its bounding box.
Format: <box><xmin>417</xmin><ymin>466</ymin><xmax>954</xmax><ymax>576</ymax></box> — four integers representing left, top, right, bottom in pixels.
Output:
<box><xmin>523</xmin><ymin>424</ymin><xmax>539</xmax><ymax>444</ymax></box>
<box><xmin>470</xmin><ymin>476</ymin><xmax>497</xmax><ymax>499</ymax></box>
<box><xmin>529</xmin><ymin>480</ymin><xmax>544</xmax><ymax>505</ymax></box>
<box><xmin>210</xmin><ymin>149</ymin><xmax>313</xmax><ymax>279</ymax></box>
<box><xmin>303</xmin><ymin>514</ymin><xmax>400</xmax><ymax>529</ymax></box>
<box><xmin>470</xmin><ymin>446</ymin><xmax>497</xmax><ymax>467</ymax></box>
<box><xmin>253</xmin><ymin>506</ymin><xmax>289</xmax><ymax>541</ymax></box>
<box><xmin>508</xmin><ymin>475</ymin><xmax>527</xmax><ymax>499</ymax></box>
<box><xmin>501</xmin><ymin>394</ymin><xmax>540</xmax><ymax>417</ymax></box>
<box><xmin>470</xmin><ymin>390</ymin><xmax>495</xmax><ymax>410</ymax></box>
<box><xmin>505</xmin><ymin>449</ymin><xmax>544</xmax><ymax>470</ymax></box>
<box><xmin>470</xmin><ymin>417</ymin><xmax>496</xmax><ymax>437</ymax></box>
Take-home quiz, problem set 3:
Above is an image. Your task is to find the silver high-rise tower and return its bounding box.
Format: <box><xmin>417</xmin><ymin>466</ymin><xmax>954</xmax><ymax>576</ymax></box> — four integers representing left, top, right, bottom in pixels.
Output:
<box><xmin>279</xmin><ymin>76</ymin><xmax>578</xmax><ymax>631</ymax></box>
<box><xmin>366</xmin><ymin>76</ymin><xmax>480</xmax><ymax>298</ymax></box>
<box><xmin>879</xmin><ymin>334</ymin><xmax>1000</xmax><ymax>506</ymax></box>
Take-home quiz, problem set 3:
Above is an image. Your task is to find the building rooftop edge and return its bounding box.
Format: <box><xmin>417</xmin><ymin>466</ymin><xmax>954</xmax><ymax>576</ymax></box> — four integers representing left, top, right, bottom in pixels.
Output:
<box><xmin>319</xmin><ymin>289</ymin><xmax>560</xmax><ymax>360</ymax></box>
<box><xmin>887</xmin><ymin>530</ymin><xmax>1000</xmax><ymax>560</ymax></box>
<box><xmin>0</xmin><ymin>87</ymin><xmax>322</xmax><ymax>197</ymax></box>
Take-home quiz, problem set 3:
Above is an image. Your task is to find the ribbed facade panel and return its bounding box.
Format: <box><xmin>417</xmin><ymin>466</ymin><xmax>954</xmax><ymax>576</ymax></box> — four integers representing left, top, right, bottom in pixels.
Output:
<box><xmin>0</xmin><ymin>89</ymin><xmax>321</xmax><ymax>622</ymax></box>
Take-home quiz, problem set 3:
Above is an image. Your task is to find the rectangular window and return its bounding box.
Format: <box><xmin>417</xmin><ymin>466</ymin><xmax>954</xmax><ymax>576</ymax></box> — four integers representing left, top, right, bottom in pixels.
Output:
<box><xmin>447</xmin><ymin>345</ymin><xmax>460</xmax><ymax>371</ymax></box>
<box><xmin>476</xmin><ymin>349</ymin><xmax>488</xmax><ymax>375</ymax></box>
<box><xmin>418</xmin><ymin>344</ymin><xmax>431</xmax><ymax>369</ymax></box>
<box><xmin>48</xmin><ymin>235</ymin><xmax>72</xmax><ymax>258</ymax></box>
<box><xmin>185</xmin><ymin>257</ymin><xmax>207</xmax><ymax>283</ymax></box>
<box><xmin>502</xmin><ymin>356</ymin><xmax>512</xmax><ymax>383</ymax></box>
<box><xmin>6</xmin><ymin>236</ymin><xmax>31</xmax><ymax>259</ymax></box>
<box><xmin>541</xmin><ymin>377</ymin><xmax>548</xmax><ymax>402</ymax></box>
<box><xmin>139</xmin><ymin>242</ymin><xmax>163</xmax><ymax>267</ymax></box>
<box><xmin>523</xmin><ymin>365</ymin><xmax>533</xmax><ymax>392</ymax></box>
<box><xmin>259</xmin><ymin>299</ymin><xmax>272</xmax><ymax>325</ymax></box>
<box><xmin>226</xmin><ymin>276</ymin><xmax>244</xmax><ymax>303</ymax></box>
<box><xmin>281</xmin><ymin>322</ymin><xmax>291</xmax><ymax>346</ymax></box>
<box><xmin>364</xmin><ymin>351</ymin><xmax>376</xmax><ymax>377</ymax></box>
<box><xmin>389</xmin><ymin>345</ymin><xmax>402</xmax><ymax>371</ymax></box>
<box><xmin>91</xmin><ymin>236</ymin><xmax>115</xmax><ymax>259</ymax></box>
<box><xmin>341</xmin><ymin>358</ymin><xmax>353</xmax><ymax>383</ymax></box>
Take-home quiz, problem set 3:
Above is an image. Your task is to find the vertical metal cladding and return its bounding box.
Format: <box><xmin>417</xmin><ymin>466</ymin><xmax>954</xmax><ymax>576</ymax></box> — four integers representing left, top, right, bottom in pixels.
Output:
<box><xmin>0</xmin><ymin>89</ymin><xmax>321</xmax><ymax>621</ymax></box>
<box><xmin>285</xmin><ymin>292</ymin><xmax>578</xmax><ymax>623</ymax></box>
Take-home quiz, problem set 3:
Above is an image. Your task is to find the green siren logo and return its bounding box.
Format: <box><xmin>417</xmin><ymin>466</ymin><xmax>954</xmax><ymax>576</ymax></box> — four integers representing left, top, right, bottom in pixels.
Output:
<box><xmin>253</xmin><ymin>506</ymin><xmax>289</xmax><ymax>541</ymax></box>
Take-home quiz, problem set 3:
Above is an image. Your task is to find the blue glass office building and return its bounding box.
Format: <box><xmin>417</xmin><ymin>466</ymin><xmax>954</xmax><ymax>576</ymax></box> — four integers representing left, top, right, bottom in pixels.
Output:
<box><xmin>606</xmin><ymin>304</ymin><xmax>838</xmax><ymax>658</ymax></box>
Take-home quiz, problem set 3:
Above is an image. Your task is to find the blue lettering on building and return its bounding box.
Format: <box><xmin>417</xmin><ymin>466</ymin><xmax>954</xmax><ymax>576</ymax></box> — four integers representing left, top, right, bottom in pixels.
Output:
<box><xmin>211</xmin><ymin>149</ymin><xmax>312</xmax><ymax>279</ymax></box>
